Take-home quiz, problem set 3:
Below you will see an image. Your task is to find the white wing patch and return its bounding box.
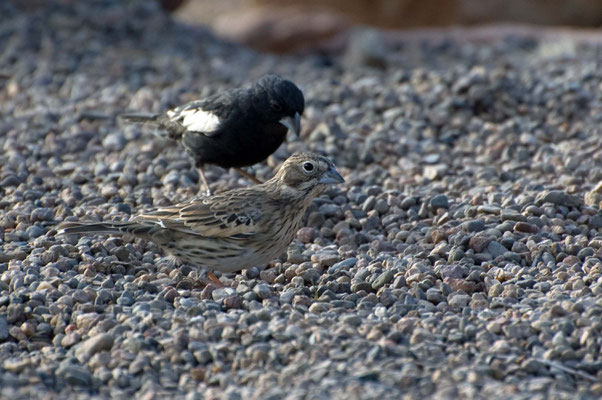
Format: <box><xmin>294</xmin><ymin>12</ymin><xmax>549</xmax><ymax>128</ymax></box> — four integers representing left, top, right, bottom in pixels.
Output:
<box><xmin>176</xmin><ymin>108</ymin><xmax>220</xmax><ymax>134</ymax></box>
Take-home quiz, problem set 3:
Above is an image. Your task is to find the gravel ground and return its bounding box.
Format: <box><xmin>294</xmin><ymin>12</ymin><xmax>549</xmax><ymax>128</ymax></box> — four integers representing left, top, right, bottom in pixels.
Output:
<box><xmin>1</xmin><ymin>1</ymin><xmax>602</xmax><ymax>399</ymax></box>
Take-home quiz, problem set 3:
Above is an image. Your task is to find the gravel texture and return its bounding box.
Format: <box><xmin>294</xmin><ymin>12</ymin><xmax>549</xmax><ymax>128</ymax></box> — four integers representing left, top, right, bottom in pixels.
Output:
<box><xmin>1</xmin><ymin>1</ymin><xmax>602</xmax><ymax>399</ymax></box>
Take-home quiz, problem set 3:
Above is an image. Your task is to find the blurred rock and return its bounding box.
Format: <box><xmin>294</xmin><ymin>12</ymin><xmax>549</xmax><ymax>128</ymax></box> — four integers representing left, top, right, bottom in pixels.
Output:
<box><xmin>160</xmin><ymin>0</ymin><xmax>185</xmax><ymax>12</ymax></box>
<box><xmin>176</xmin><ymin>0</ymin><xmax>602</xmax><ymax>55</ymax></box>
<box><xmin>344</xmin><ymin>28</ymin><xmax>388</xmax><ymax>69</ymax></box>
<box><xmin>210</xmin><ymin>6</ymin><xmax>350</xmax><ymax>54</ymax></box>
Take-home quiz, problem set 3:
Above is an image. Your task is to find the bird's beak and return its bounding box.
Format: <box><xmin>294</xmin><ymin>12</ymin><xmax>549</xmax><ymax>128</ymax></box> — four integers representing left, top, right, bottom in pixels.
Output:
<box><xmin>319</xmin><ymin>165</ymin><xmax>345</xmax><ymax>184</ymax></box>
<box><xmin>279</xmin><ymin>112</ymin><xmax>301</xmax><ymax>136</ymax></box>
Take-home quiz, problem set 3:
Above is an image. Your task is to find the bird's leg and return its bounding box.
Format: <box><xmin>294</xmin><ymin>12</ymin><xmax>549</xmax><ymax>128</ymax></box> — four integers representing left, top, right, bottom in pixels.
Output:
<box><xmin>197</xmin><ymin>164</ymin><xmax>212</xmax><ymax>196</ymax></box>
<box><xmin>234</xmin><ymin>168</ymin><xmax>263</xmax><ymax>184</ymax></box>
<box><xmin>207</xmin><ymin>271</ymin><xmax>224</xmax><ymax>288</ymax></box>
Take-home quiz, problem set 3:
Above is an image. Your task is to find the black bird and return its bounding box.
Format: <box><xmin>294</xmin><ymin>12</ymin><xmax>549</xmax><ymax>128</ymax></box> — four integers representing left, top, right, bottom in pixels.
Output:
<box><xmin>121</xmin><ymin>74</ymin><xmax>305</xmax><ymax>195</ymax></box>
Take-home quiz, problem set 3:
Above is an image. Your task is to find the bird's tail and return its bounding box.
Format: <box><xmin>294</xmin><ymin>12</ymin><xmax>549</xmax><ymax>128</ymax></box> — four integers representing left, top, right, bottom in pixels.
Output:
<box><xmin>120</xmin><ymin>112</ymin><xmax>172</xmax><ymax>139</ymax></box>
<box><xmin>120</xmin><ymin>112</ymin><xmax>161</xmax><ymax>124</ymax></box>
<box><xmin>57</xmin><ymin>221</ymin><xmax>134</xmax><ymax>236</ymax></box>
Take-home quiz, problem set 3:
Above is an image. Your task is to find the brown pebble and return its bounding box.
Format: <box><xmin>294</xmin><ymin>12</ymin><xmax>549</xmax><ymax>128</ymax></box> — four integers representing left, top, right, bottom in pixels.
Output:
<box><xmin>9</xmin><ymin>326</ymin><xmax>27</xmax><ymax>341</ymax></box>
<box><xmin>223</xmin><ymin>295</ymin><xmax>243</xmax><ymax>309</ymax></box>
<box><xmin>431</xmin><ymin>230</ymin><xmax>448</xmax><ymax>244</ymax></box>
<box><xmin>20</xmin><ymin>322</ymin><xmax>35</xmax><ymax>337</ymax></box>
<box><xmin>591</xmin><ymin>382</ymin><xmax>602</xmax><ymax>396</ymax></box>
<box><xmin>550</xmin><ymin>304</ymin><xmax>566</xmax><ymax>316</ymax></box>
<box><xmin>284</xmin><ymin>267</ymin><xmax>297</xmax><ymax>280</ymax></box>
<box><xmin>164</xmin><ymin>288</ymin><xmax>178</xmax><ymax>302</ymax></box>
<box><xmin>36</xmin><ymin>281</ymin><xmax>54</xmax><ymax>291</ymax></box>
<box><xmin>10</xmin><ymin>250</ymin><xmax>27</xmax><ymax>261</ymax></box>
<box><xmin>259</xmin><ymin>269</ymin><xmax>277</xmax><ymax>283</ymax></box>
<box><xmin>189</xmin><ymin>367</ymin><xmax>205</xmax><ymax>381</ymax></box>
<box><xmin>514</xmin><ymin>222</ymin><xmax>538</xmax><ymax>233</ymax></box>
<box><xmin>200</xmin><ymin>285</ymin><xmax>216</xmax><ymax>300</ymax></box>
<box><xmin>297</xmin><ymin>227</ymin><xmax>317</xmax><ymax>244</ymax></box>
<box><xmin>292</xmin><ymin>295</ymin><xmax>312</xmax><ymax>307</ymax></box>
<box><xmin>366</xmin><ymin>328</ymin><xmax>383</xmax><ymax>341</ymax></box>
<box><xmin>444</xmin><ymin>277</ymin><xmax>477</xmax><ymax>294</ymax></box>
<box><xmin>469</xmin><ymin>236</ymin><xmax>492</xmax><ymax>253</ymax></box>
<box><xmin>563</xmin><ymin>255</ymin><xmax>580</xmax><ymax>265</ymax></box>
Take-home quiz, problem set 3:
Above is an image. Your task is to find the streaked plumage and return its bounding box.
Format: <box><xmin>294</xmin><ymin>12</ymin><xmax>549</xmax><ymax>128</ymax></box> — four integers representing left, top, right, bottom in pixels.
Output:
<box><xmin>58</xmin><ymin>153</ymin><xmax>343</xmax><ymax>276</ymax></box>
<box><xmin>121</xmin><ymin>74</ymin><xmax>305</xmax><ymax>195</ymax></box>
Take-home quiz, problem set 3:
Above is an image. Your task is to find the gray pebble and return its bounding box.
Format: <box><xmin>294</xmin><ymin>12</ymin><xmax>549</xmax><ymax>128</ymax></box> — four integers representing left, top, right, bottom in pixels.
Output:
<box><xmin>487</xmin><ymin>241</ymin><xmax>507</xmax><ymax>259</ymax></box>
<box><xmin>26</xmin><ymin>225</ymin><xmax>45</xmax><ymax>238</ymax></box>
<box><xmin>536</xmin><ymin>190</ymin><xmax>582</xmax><ymax>207</ymax></box>
<box><xmin>328</xmin><ymin>258</ymin><xmax>357</xmax><ymax>274</ymax></box>
<box><xmin>75</xmin><ymin>333</ymin><xmax>115</xmax><ymax>361</ymax></box>
<box><xmin>0</xmin><ymin>317</ymin><xmax>8</xmax><ymax>340</ymax></box>
<box><xmin>462</xmin><ymin>219</ymin><xmax>486</xmax><ymax>232</ymax></box>
<box><xmin>448</xmin><ymin>294</ymin><xmax>470</xmax><ymax>308</ymax></box>
<box><xmin>212</xmin><ymin>287</ymin><xmax>236</xmax><ymax>302</ymax></box>
<box><xmin>102</xmin><ymin>132</ymin><xmax>126</xmax><ymax>151</ymax></box>
<box><xmin>429</xmin><ymin>194</ymin><xmax>449</xmax><ymax>210</ymax></box>
<box><xmin>341</xmin><ymin>315</ymin><xmax>362</xmax><ymax>327</ymax></box>
<box><xmin>371</xmin><ymin>270</ymin><xmax>394</xmax><ymax>290</ymax></box>
<box><xmin>56</xmin><ymin>365</ymin><xmax>92</xmax><ymax>387</ymax></box>
<box><xmin>253</xmin><ymin>283</ymin><xmax>272</xmax><ymax>300</ymax></box>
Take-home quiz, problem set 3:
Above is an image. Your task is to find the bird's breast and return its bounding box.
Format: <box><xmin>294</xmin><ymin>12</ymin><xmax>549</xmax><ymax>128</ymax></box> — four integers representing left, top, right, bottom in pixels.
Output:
<box><xmin>184</xmin><ymin>121</ymin><xmax>288</xmax><ymax>168</ymax></box>
<box><xmin>225</xmin><ymin>122</ymin><xmax>288</xmax><ymax>167</ymax></box>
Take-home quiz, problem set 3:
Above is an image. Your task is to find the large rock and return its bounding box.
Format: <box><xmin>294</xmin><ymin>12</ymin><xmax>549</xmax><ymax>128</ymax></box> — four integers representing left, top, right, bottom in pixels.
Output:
<box><xmin>211</xmin><ymin>6</ymin><xmax>350</xmax><ymax>54</ymax></box>
<box><xmin>254</xmin><ymin>0</ymin><xmax>602</xmax><ymax>27</ymax></box>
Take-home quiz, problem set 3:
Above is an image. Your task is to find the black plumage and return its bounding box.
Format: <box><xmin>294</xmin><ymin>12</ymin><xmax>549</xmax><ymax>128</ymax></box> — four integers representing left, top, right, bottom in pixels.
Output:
<box><xmin>121</xmin><ymin>74</ymin><xmax>305</xmax><ymax>194</ymax></box>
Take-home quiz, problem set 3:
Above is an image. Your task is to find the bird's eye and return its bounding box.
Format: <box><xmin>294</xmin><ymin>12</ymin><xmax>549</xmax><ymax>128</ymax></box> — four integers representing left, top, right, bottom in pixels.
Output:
<box><xmin>271</xmin><ymin>102</ymin><xmax>283</xmax><ymax>112</ymax></box>
<box><xmin>302</xmin><ymin>162</ymin><xmax>314</xmax><ymax>172</ymax></box>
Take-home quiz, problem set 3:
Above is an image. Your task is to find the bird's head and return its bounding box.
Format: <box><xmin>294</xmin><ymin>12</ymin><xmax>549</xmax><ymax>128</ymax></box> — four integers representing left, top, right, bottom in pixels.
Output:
<box><xmin>270</xmin><ymin>153</ymin><xmax>344</xmax><ymax>200</ymax></box>
<box><xmin>254</xmin><ymin>74</ymin><xmax>305</xmax><ymax>136</ymax></box>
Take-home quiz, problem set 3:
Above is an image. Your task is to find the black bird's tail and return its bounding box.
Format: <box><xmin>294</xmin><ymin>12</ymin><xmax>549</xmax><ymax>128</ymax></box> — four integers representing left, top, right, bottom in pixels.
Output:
<box><xmin>120</xmin><ymin>112</ymin><xmax>161</xmax><ymax>124</ymax></box>
<box><xmin>120</xmin><ymin>112</ymin><xmax>172</xmax><ymax>139</ymax></box>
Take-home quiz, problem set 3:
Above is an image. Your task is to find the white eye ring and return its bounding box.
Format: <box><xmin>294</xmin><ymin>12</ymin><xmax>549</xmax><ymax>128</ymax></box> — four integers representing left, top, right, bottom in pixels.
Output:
<box><xmin>302</xmin><ymin>162</ymin><xmax>315</xmax><ymax>173</ymax></box>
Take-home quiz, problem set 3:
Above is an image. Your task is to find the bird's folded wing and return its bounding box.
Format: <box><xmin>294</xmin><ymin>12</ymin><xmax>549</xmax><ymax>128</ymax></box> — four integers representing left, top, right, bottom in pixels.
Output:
<box><xmin>175</xmin><ymin>108</ymin><xmax>221</xmax><ymax>136</ymax></box>
<box><xmin>135</xmin><ymin>198</ymin><xmax>262</xmax><ymax>238</ymax></box>
<box><xmin>165</xmin><ymin>91</ymin><xmax>237</xmax><ymax>137</ymax></box>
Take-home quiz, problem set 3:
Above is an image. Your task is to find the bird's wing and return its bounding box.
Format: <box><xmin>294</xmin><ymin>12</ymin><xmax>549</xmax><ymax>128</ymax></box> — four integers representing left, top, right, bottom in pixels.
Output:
<box><xmin>134</xmin><ymin>192</ymin><xmax>264</xmax><ymax>238</ymax></box>
<box><xmin>165</xmin><ymin>90</ymin><xmax>239</xmax><ymax>137</ymax></box>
